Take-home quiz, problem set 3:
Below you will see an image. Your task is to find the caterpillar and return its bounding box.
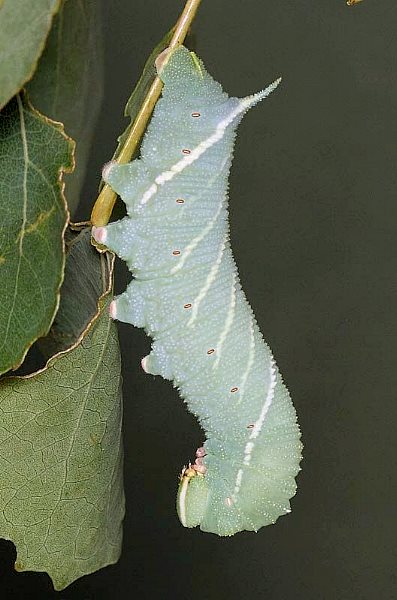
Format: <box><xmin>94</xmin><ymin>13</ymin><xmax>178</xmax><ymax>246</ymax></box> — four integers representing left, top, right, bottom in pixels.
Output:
<box><xmin>92</xmin><ymin>45</ymin><xmax>302</xmax><ymax>536</ymax></box>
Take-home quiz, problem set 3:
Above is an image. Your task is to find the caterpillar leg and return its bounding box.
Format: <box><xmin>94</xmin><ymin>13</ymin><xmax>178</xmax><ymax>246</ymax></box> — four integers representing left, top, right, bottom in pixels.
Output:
<box><xmin>92</xmin><ymin>218</ymin><xmax>137</xmax><ymax>263</ymax></box>
<box><xmin>109</xmin><ymin>281</ymin><xmax>146</xmax><ymax>327</ymax></box>
<box><xmin>141</xmin><ymin>342</ymin><xmax>173</xmax><ymax>380</ymax></box>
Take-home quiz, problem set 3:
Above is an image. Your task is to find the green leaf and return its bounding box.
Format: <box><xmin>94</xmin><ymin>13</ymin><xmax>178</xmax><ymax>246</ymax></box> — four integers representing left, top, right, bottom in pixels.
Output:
<box><xmin>0</xmin><ymin>93</ymin><xmax>74</xmax><ymax>375</ymax></box>
<box><xmin>39</xmin><ymin>225</ymin><xmax>109</xmax><ymax>359</ymax></box>
<box><xmin>27</xmin><ymin>0</ymin><xmax>103</xmax><ymax>215</ymax></box>
<box><xmin>111</xmin><ymin>27</ymin><xmax>174</xmax><ymax>164</ymax></box>
<box><xmin>0</xmin><ymin>0</ymin><xmax>61</xmax><ymax>109</ymax></box>
<box><xmin>0</xmin><ymin>291</ymin><xmax>124</xmax><ymax>590</ymax></box>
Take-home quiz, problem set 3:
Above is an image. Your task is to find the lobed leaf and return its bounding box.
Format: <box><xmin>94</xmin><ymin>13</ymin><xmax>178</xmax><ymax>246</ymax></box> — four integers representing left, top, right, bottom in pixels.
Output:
<box><xmin>0</xmin><ymin>0</ymin><xmax>61</xmax><ymax>109</ymax></box>
<box><xmin>0</xmin><ymin>93</ymin><xmax>74</xmax><ymax>375</ymax></box>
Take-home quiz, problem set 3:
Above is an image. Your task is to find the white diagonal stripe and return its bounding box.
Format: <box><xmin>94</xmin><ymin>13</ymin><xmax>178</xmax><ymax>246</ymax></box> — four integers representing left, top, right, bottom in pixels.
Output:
<box><xmin>248</xmin><ymin>358</ymin><xmax>277</xmax><ymax>442</ymax></box>
<box><xmin>232</xmin><ymin>358</ymin><xmax>277</xmax><ymax>499</ymax></box>
<box><xmin>139</xmin><ymin>79</ymin><xmax>281</xmax><ymax>207</ymax></box>
<box><xmin>213</xmin><ymin>274</ymin><xmax>236</xmax><ymax>369</ymax></box>
<box><xmin>187</xmin><ymin>235</ymin><xmax>227</xmax><ymax>327</ymax></box>
<box><xmin>238</xmin><ymin>316</ymin><xmax>256</xmax><ymax>403</ymax></box>
<box><xmin>171</xmin><ymin>194</ymin><xmax>225</xmax><ymax>275</ymax></box>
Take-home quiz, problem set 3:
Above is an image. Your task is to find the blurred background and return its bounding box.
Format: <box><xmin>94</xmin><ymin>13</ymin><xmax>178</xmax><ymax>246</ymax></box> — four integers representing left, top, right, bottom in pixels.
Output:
<box><xmin>1</xmin><ymin>0</ymin><xmax>396</xmax><ymax>597</ymax></box>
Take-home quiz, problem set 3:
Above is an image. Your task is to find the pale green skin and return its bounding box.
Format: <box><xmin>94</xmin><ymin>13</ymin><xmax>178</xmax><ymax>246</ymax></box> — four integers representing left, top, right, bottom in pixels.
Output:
<box><xmin>94</xmin><ymin>47</ymin><xmax>302</xmax><ymax>536</ymax></box>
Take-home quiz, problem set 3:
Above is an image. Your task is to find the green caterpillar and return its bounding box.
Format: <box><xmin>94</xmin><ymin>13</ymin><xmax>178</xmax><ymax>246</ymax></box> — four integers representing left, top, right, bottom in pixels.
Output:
<box><xmin>92</xmin><ymin>46</ymin><xmax>302</xmax><ymax>536</ymax></box>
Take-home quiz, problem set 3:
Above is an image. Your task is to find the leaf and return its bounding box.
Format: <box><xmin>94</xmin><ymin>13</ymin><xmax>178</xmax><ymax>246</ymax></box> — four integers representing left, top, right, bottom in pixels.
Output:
<box><xmin>0</xmin><ymin>0</ymin><xmax>61</xmax><ymax>109</ymax></box>
<box><xmin>0</xmin><ymin>93</ymin><xmax>74</xmax><ymax>375</ymax></box>
<box><xmin>13</xmin><ymin>225</ymin><xmax>107</xmax><ymax>376</ymax></box>
<box><xmin>0</xmin><ymin>290</ymin><xmax>124</xmax><ymax>590</ymax></box>
<box><xmin>111</xmin><ymin>27</ymin><xmax>174</xmax><ymax>164</ymax></box>
<box><xmin>27</xmin><ymin>0</ymin><xmax>103</xmax><ymax>216</ymax></box>
<box><xmin>39</xmin><ymin>225</ymin><xmax>108</xmax><ymax>359</ymax></box>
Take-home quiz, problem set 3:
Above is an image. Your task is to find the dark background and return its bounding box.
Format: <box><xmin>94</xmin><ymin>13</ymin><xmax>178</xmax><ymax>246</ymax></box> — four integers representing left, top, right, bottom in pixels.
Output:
<box><xmin>2</xmin><ymin>0</ymin><xmax>396</xmax><ymax>598</ymax></box>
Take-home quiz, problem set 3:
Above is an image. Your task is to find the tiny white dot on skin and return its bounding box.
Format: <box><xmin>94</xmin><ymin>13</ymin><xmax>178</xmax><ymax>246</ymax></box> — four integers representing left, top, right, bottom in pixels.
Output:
<box><xmin>109</xmin><ymin>300</ymin><xmax>117</xmax><ymax>320</ymax></box>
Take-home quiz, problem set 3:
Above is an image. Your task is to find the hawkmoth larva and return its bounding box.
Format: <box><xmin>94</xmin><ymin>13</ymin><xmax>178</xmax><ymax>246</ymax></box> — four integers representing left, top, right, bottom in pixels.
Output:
<box><xmin>92</xmin><ymin>46</ymin><xmax>302</xmax><ymax>536</ymax></box>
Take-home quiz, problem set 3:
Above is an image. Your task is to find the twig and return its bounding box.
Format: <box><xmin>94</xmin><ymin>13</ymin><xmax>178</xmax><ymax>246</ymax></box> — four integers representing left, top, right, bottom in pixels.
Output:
<box><xmin>91</xmin><ymin>0</ymin><xmax>202</xmax><ymax>226</ymax></box>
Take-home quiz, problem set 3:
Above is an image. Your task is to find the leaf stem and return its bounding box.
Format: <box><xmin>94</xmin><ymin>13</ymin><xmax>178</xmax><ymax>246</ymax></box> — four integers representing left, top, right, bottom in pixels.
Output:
<box><xmin>91</xmin><ymin>0</ymin><xmax>202</xmax><ymax>226</ymax></box>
